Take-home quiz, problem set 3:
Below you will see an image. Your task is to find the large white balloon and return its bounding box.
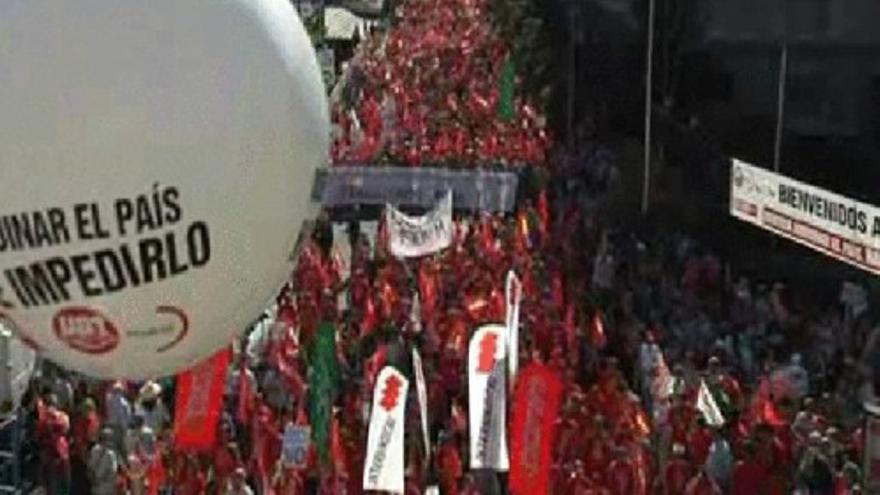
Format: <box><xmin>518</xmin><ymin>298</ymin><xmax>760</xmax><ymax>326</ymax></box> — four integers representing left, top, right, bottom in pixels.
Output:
<box><xmin>0</xmin><ymin>0</ymin><xmax>329</xmax><ymax>378</ymax></box>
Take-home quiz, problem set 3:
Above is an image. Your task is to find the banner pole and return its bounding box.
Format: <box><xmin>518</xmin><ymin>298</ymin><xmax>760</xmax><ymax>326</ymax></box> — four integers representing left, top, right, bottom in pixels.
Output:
<box><xmin>773</xmin><ymin>41</ymin><xmax>788</xmax><ymax>174</ymax></box>
<box><xmin>641</xmin><ymin>0</ymin><xmax>656</xmax><ymax>216</ymax></box>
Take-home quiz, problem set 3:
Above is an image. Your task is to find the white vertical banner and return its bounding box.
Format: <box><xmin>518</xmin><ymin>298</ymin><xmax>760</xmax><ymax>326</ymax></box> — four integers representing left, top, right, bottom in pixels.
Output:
<box><xmin>363</xmin><ymin>366</ymin><xmax>409</xmax><ymax>494</ymax></box>
<box><xmin>412</xmin><ymin>348</ymin><xmax>431</xmax><ymax>463</ymax></box>
<box><xmin>468</xmin><ymin>324</ymin><xmax>509</xmax><ymax>471</ymax></box>
<box><xmin>505</xmin><ymin>270</ymin><xmax>522</xmax><ymax>383</ymax></box>
<box><xmin>386</xmin><ymin>191</ymin><xmax>453</xmax><ymax>258</ymax></box>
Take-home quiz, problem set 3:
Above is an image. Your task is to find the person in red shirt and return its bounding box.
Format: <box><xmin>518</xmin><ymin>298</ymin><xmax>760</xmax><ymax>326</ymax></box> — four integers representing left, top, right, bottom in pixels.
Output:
<box><xmin>40</xmin><ymin>395</ymin><xmax>71</xmax><ymax>495</ymax></box>
<box><xmin>684</xmin><ymin>469</ymin><xmax>722</xmax><ymax>495</ymax></box>
<box><xmin>436</xmin><ymin>434</ymin><xmax>462</xmax><ymax>495</ymax></box>
<box><xmin>175</xmin><ymin>454</ymin><xmax>206</xmax><ymax>495</ymax></box>
<box><xmin>732</xmin><ymin>442</ymin><xmax>770</xmax><ymax>495</ymax></box>
<box><xmin>663</xmin><ymin>443</ymin><xmax>693</xmax><ymax>495</ymax></box>
<box><xmin>71</xmin><ymin>398</ymin><xmax>101</xmax><ymax>493</ymax></box>
<box><xmin>605</xmin><ymin>446</ymin><xmax>635</xmax><ymax>494</ymax></box>
<box><xmin>688</xmin><ymin>420</ymin><xmax>714</xmax><ymax>465</ymax></box>
<box><xmin>214</xmin><ymin>441</ymin><xmax>241</xmax><ymax>492</ymax></box>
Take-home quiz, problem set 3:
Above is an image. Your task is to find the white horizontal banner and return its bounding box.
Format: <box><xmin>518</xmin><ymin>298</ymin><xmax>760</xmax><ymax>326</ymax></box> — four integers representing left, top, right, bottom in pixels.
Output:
<box><xmin>730</xmin><ymin>158</ymin><xmax>880</xmax><ymax>274</ymax></box>
<box><xmin>386</xmin><ymin>192</ymin><xmax>453</xmax><ymax>258</ymax></box>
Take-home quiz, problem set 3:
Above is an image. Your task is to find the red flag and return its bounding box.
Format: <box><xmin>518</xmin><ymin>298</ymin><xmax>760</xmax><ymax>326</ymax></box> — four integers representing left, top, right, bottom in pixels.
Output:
<box><xmin>537</xmin><ymin>189</ymin><xmax>550</xmax><ymax>239</ymax></box>
<box><xmin>509</xmin><ymin>363</ymin><xmax>564</xmax><ymax>495</ymax></box>
<box><xmin>174</xmin><ymin>347</ymin><xmax>231</xmax><ymax>451</ymax></box>
<box><xmin>237</xmin><ymin>360</ymin><xmax>254</xmax><ymax>426</ymax></box>
<box><xmin>361</xmin><ymin>295</ymin><xmax>379</xmax><ymax>337</ymax></box>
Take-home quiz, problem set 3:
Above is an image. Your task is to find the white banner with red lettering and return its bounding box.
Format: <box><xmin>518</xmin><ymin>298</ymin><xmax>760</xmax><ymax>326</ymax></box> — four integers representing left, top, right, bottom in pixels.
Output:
<box><xmin>363</xmin><ymin>366</ymin><xmax>409</xmax><ymax>494</ymax></box>
<box><xmin>731</xmin><ymin>158</ymin><xmax>880</xmax><ymax>275</ymax></box>
<box><xmin>386</xmin><ymin>191</ymin><xmax>453</xmax><ymax>258</ymax></box>
<box><xmin>468</xmin><ymin>324</ymin><xmax>509</xmax><ymax>470</ymax></box>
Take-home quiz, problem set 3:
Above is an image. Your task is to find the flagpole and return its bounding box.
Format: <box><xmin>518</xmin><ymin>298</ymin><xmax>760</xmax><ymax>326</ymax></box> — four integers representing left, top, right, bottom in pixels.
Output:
<box><xmin>567</xmin><ymin>7</ymin><xmax>576</xmax><ymax>147</ymax></box>
<box><xmin>641</xmin><ymin>0</ymin><xmax>656</xmax><ymax>215</ymax></box>
<box><xmin>773</xmin><ymin>41</ymin><xmax>788</xmax><ymax>174</ymax></box>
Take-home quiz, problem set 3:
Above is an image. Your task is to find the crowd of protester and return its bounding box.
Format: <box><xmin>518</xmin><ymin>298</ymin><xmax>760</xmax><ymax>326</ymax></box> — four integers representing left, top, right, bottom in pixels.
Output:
<box><xmin>21</xmin><ymin>152</ymin><xmax>880</xmax><ymax>494</ymax></box>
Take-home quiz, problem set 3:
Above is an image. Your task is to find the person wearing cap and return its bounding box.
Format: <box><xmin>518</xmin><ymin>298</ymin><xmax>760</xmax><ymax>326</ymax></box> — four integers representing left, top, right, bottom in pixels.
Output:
<box><xmin>88</xmin><ymin>428</ymin><xmax>119</xmax><ymax>495</ymax></box>
<box><xmin>135</xmin><ymin>381</ymin><xmax>169</xmax><ymax>434</ymax></box>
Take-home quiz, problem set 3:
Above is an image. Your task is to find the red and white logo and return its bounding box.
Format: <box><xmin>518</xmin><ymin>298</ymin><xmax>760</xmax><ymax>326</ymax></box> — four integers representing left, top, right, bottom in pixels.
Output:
<box><xmin>52</xmin><ymin>307</ymin><xmax>119</xmax><ymax>355</ymax></box>
<box><xmin>380</xmin><ymin>374</ymin><xmax>404</xmax><ymax>411</ymax></box>
<box><xmin>477</xmin><ymin>332</ymin><xmax>498</xmax><ymax>373</ymax></box>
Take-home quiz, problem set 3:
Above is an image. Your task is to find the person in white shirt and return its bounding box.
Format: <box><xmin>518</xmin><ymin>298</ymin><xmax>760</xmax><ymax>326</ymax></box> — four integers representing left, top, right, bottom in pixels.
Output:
<box><xmin>134</xmin><ymin>381</ymin><xmax>169</xmax><ymax>434</ymax></box>
<box><xmin>88</xmin><ymin>429</ymin><xmax>119</xmax><ymax>495</ymax></box>
<box><xmin>104</xmin><ymin>382</ymin><xmax>131</xmax><ymax>455</ymax></box>
<box><xmin>226</xmin><ymin>467</ymin><xmax>255</xmax><ymax>495</ymax></box>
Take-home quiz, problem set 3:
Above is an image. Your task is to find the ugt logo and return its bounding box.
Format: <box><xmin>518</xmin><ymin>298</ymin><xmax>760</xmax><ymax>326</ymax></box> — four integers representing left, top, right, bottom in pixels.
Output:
<box><xmin>477</xmin><ymin>332</ymin><xmax>498</xmax><ymax>373</ymax></box>
<box><xmin>380</xmin><ymin>374</ymin><xmax>403</xmax><ymax>412</ymax></box>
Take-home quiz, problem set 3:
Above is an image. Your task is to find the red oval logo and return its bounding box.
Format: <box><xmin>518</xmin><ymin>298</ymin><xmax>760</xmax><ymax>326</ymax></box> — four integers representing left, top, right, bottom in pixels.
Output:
<box><xmin>52</xmin><ymin>307</ymin><xmax>119</xmax><ymax>355</ymax></box>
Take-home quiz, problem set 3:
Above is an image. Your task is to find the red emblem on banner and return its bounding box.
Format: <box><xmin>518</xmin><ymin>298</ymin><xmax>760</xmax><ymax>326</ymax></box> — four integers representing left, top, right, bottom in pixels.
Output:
<box><xmin>380</xmin><ymin>374</ymin><xmax>403</xmax><ymax>411</ymax></box>
<box><xmin>52</xmin><ymin>306</ymin><xmax>119</xmax><ymax>354</ymax></box>
<box><xmin>477</xmin><ymin>332</ymin><xmax>498</xmax><ymax>373</ymax></box>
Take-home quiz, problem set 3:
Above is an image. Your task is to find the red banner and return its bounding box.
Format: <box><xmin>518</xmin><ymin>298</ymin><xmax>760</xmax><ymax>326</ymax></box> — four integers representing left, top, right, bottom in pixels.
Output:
<box><xmin>173</xmin><ymin>347</ymin><xmax>231</xmax><ymax>451</ymax></box>
<box><xmin>509</xmin><ymin>363</ymin><xmax>563</xmax><ymax>495</ymax></box>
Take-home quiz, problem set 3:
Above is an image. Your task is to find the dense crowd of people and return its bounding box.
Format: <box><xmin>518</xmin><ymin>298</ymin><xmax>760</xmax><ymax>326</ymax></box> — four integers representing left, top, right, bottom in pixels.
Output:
<box><xmin>23</xmin><ymin>188</ymin><xmax>879</xmax><ymax>494</ymax></box>
<box><xmin>17</xmin><ymin>132</ymin><xmax>877</xmax><ymax>495</ymax></box>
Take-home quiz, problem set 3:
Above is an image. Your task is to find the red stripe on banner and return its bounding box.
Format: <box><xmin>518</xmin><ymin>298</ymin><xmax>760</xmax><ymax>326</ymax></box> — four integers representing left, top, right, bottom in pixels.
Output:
<box><xmin>509</xmin><ymin>363</ymin><xmax>563</xmax><ymax>495</ymax></box>
<box><xmin>173</xmin><ymin>347</ymin><xmax>232</xmax><ymax>452</ymax></box>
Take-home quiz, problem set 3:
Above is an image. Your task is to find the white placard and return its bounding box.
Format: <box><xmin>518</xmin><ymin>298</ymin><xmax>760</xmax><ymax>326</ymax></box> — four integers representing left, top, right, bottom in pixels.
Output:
<box><xmin>468</xmin><ymin>324</ymin><xmax>509</xmax><ymax>471</ymax></box>
<box><xmin>386</xmin><ymin>192</ymin><xmax>453</xmax><ymax>258</ymax></box>
<box><xmin>363</xmin><ymin>366</ymin><xmax>409</xmax><ymax>494</ymax></box>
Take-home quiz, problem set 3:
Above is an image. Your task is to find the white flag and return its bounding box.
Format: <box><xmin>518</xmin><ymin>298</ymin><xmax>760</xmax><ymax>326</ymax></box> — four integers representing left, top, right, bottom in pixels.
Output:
<box><xmin>412</xmin><ymin>349</ymin><xmax>431</xmax><ymax>463</ymax></box>
<box><xmin>696</xmin><ymin>379</ymin><xmax>725</xmax><ymax>427</ymax></box>
<box><xmin>386</xmin><ymin>191</ymin><xmax>453</xmax><ymax>258</ymax></box>
<box><xmin>468</xmin><ymin>324</ymin><xmax>509</xmax><ymax>471</ymax></box>
<box><xmin>363</xmin><ymin>366</ymin><xmax>409</xmax><ymax>494</ymax></box>
<box><xmin>505</xmin><ymin>271</ymin><xmax>522</xmax><ymax>384</ymax></box>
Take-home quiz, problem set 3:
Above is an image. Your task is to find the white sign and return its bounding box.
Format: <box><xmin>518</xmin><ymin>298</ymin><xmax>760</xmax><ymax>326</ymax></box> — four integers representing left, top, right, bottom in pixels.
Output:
<box><xmin>340</xmin><ymin>0</ymin><xmax>385</xmax><ymax>17</ymax></box>
<box><xmin>412</xmin><ymin>349</ymin><xmax>430</xmax><ymax>463</ymax></box>
<box><xmin>0</xmin><ymin>0</ymin><xmax>328</xmax><ymax>379</ymax></box>
<box><xmin>282</xmin><ymin>424</ymin><xmax>311</xmax><ymax>468</ymax></box>
<box><xmin>363</xmin><ymin>366</ymin><xmax>409</xmax><ymax>494</ymax></box>
<box><xmin>505</xmin><ymin>271</ymin><xmax>522</xmax><ymax>384</ymax></box>
<box><xmin>731</xmin><ymin>159</ymin><xmax>880</xmax><ymax>275</ymax></box>
<box><xmin>386</xmin><ymin>192</ymin><xmax>453</xmax><ymax>258</ymax></box>
<box><xmin>468</xmin><ymin>324</ymin><xmax>509</xmax><ymax>471</ymax></box>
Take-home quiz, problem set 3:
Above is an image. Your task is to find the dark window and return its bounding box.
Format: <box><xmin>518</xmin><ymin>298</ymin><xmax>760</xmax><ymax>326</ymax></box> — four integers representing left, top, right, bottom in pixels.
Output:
<box><xmin>785</xmin><ymin>0</ymin><xmax>830</xmax><ymax>37</ymax></box>
<box><xmin>789</xmin><ymin>72</ymin><xmax>828</xmax><ymax>117</ymax></box>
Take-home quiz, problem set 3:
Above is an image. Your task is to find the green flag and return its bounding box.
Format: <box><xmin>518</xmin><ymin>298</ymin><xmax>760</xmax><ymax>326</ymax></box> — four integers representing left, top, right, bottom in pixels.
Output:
<box><xmin>308</xmin><ymin>322</ymin><xmax>340</xmax><ymax>464</ymax></box>
<box><xmin>498</xmin><ymin>57</ymin><xmax>516</xmax><ymax>121</ymax></box>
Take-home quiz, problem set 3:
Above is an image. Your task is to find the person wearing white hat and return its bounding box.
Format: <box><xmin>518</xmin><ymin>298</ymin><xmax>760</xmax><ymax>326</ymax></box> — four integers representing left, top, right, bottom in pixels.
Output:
<box><xmin>135</xmin><ymin>381</ymin><xmax>170</xmax><ymax>435</ymax></box>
